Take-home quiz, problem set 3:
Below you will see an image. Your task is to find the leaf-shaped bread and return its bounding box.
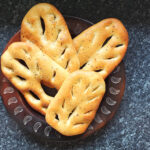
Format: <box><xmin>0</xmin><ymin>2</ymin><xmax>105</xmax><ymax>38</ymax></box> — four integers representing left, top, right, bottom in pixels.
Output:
<box><xmin>1</xmin><ymin>42</ymin><xmax>69</xmax><ymax>115</ymax></box>
<box><xmin>46</xmin><ymin>71</ymin><xmax>105</xmax><ymax>136</ymax></box>
<box><xmin>73</xmin><ymin>18</ymin><xmax>128</xmax><ymax>79</ymax></box>
<box><xmin>21</xmin><ymin>3</ymin><xmax>80</xmax><ymax>72</ymax></box>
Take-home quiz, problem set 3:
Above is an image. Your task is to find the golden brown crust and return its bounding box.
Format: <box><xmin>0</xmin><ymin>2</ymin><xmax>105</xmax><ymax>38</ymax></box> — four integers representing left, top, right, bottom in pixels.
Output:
<box><xmin>1</xmin><ymin>42</ymin><xmax>69</xmax><ymax>115</ymax></box>
<box><xmin>2</xmin><ymin>3</ymin><xmax>128</xmax><ymax>136</ymax></box>
<box><xmin>73</xmin><ymin>18</ymin><xmax>128</xmax><ymax>79</ymax></box>
<box><xmin>46</xmin><ymin>71</ymin><xmax>105</xmax><ymax>136</ymax></box>
<box><xmin>21</xmin><ymin>3</ymin><xmax>80</xmax><ymax>73</ymax></box>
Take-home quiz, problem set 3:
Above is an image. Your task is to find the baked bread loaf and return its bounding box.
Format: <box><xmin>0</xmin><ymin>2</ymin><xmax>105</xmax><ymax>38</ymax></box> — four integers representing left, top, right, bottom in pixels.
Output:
<box><xmin>1</xmin><ymin>3</ymin><xmax>128</xmax><ymax>136</ymax></box>
<box><xmin>73</xmin><ymin>18</ymin><xmax>128</xmax><ymax>79</ymax></box>
<box><xmin>1</xmin><ymin>42</ymin><xmax>69</xmax><ymax>115</ymax></box>
<box><xmin>21</xmin><ymin>3</ymin><xmax>80</xmax><ymax>73</ymax></box>
<box><xmin>46</xmin><ymin>71</ymin><xmax>105</xmax><ymax>136</ymax></box>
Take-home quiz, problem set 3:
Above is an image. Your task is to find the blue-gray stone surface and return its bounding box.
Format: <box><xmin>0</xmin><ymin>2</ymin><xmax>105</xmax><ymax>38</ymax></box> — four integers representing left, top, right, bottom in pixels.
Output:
<box><xmin>0</xmin><ymin>0</ymin><xmax>150</xmax><ymax>149</ymax></box>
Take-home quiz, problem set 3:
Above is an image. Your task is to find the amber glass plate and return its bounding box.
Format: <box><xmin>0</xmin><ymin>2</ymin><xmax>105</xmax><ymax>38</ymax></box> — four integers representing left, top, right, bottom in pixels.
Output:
<box><xmin>0</xmin><ymin>16</ymin><xmax>125</xmax><ymax>142</ymax></box>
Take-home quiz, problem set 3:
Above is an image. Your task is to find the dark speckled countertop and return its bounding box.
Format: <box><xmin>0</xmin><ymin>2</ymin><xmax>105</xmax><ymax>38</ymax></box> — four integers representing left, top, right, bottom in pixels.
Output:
<box><xmin>0</xmin><ymin>0</ymin><xmax>150</xmax><ymax>150</ymax></box>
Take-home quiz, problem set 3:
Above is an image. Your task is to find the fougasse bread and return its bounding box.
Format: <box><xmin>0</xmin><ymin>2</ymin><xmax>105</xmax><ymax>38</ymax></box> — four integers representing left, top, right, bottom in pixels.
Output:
<box><xmin>46</xmin><ymin>71</ymin><xmax>105</xmax><ymax>136</ymax></box>
<box><xmin>1</xmin><ymin>42</ymin><xmax>69</xmax><ymax>115</ymax></box>
<box><xmin>73</xmin><ymin>18</ymin><xmax>128</xmax><ymax>79</ymax></box>
<box><xmin>21</xmin><ymin>3</ymin><xmax>80</xmax><ymax>73</ymax></box>
<box><xmin>1</xmin><ymin>3</ymin><xmax>128</xmax><ymax>136</ymax></box>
